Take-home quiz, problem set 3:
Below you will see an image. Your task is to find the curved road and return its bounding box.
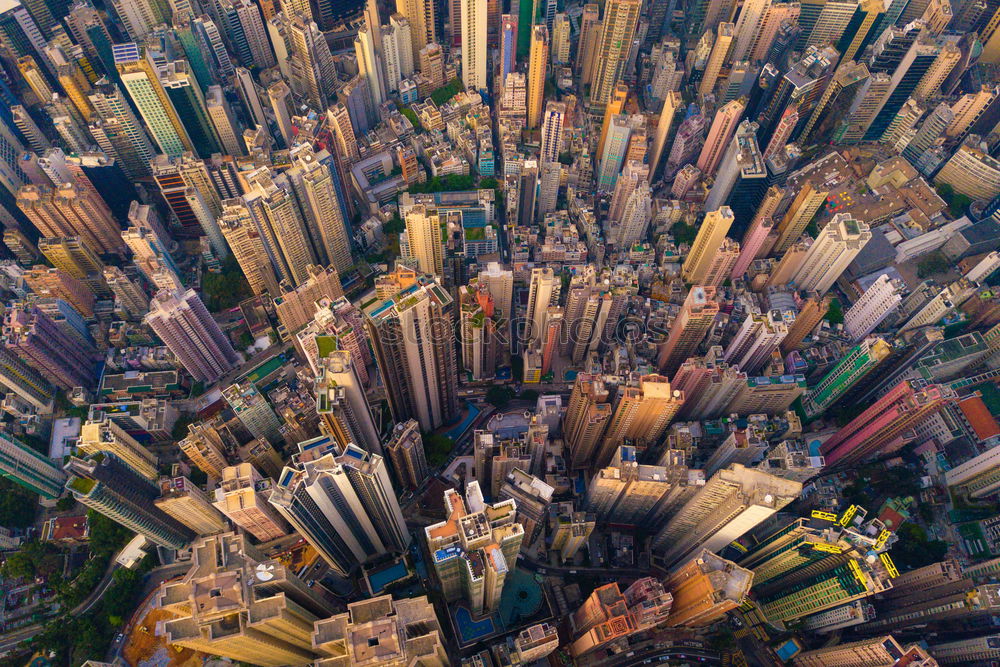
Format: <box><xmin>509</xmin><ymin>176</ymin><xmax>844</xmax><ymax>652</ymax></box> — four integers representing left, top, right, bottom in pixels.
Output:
<box><xmin>106</xmin><ymin>562</ymin><xmax>190</xmax><ymax>661</ymax></box>
<box><xmin>75</xmin><ymin>556</ymin><xmax>122</xmax><ymax>615</ymax></box>
<box><xmin>0</xmin><ymin>555</ymin><xmax>189</xmax><ymax>655</ymax></box>
<box><xmin>0</xmin><ymin>554</ymin><xmax>121</xmax><ymax>654</ymax></box>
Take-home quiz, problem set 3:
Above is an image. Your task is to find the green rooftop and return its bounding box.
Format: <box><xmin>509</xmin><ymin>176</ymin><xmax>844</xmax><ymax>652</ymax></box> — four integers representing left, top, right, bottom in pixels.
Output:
<box><xmin>68</xmin><ymin>477</ymin><xmax>96</xmax><ymax>494</ymax></box>
<box><xmin>316</xmin><ymin>336</ymin><xmax>337</xmax><ymax>359</ymax></box>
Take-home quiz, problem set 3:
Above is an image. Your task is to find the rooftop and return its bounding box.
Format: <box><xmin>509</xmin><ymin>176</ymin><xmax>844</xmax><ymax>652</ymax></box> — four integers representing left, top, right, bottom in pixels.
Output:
<box><xmin>958</xmin><ymin>395</ymin><xmax>1000</xmax><ymax>441</ymax></box>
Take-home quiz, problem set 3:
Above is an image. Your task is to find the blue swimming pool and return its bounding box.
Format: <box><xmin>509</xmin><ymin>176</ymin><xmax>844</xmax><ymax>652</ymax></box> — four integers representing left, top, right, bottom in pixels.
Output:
<box><xmin>453</xmin><ymin>606</ymin><xmax>496</xmax><ymax>643</ymax></box>
<box><xmin>367</xmin><ymin>560</ymin><xmax>409</xmax><ymax>594</ymax></box>
<box><xmin>443</xmin><ymin>401</ymin><xmax>480</xmax><ymax>441</ymax></box>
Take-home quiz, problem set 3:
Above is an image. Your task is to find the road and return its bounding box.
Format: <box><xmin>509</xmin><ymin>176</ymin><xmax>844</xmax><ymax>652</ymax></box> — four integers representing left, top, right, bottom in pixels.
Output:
<box><xmin>0</xmin><ymin>555</ymin><xmax>190</xmax><ymax>656</ymax></box>
<box><xmin>74</xmin><ymin>555</ymin><xmax>123</xmax><ymax>616</ymax></box>
<box><xmin>0</xmin><ymin>620</ymin><xmax>46</xmax><ymax>654</ymax></box>
<box><xmin>612</xmin><ymin>644</ymin><xmax>721</xmax><ymax>666</ymax></box>
<box><xmin>258</xmin><ymin>533</ymin><xmax>307</xmax><ymax>555</ymax></box>
<box><xmin>105</xmin><ymin>562</ymin><xmax>191</xmax><ymax>661</ymax></box>
<box><xmin>0</xmin><ymin>553</ymin><xmax>121</xmax><ymax>654</ymax></box>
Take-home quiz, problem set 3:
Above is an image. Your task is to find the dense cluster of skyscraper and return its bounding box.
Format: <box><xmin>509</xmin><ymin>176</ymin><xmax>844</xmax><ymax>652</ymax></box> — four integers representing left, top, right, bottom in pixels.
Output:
<box><xmin>0</xmin><ymin>0</ymin><xmax>997</xmax><ymax>663</ymax></box>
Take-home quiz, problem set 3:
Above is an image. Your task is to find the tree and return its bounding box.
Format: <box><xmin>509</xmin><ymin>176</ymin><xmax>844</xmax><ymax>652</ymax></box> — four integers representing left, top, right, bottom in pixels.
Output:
<box><xmin>55</xmin><ymin>496</ymin><xmax>76</xmax><ymax>512</ymax></box>
<box><xmin>188</xmin><ymin>466</ymin><xmax>208</xmax><ymax>485</ymax></box>
<box><xmin>383</xmin><ymin>215</ymin><xmax>405</xmax><ymax>234</ymax></box>
<box><xmin>949</xmin><ymin>193</ymin><xmax>973</xmax><ymax>218</ymax></box>
<box><xmin>706</xmin><ymin>628</ymin><xmax>736</xmax><ymax>651</ymax></box>
<box><xmin>671</xmin><ymin>222</ymin><xmax>697</xmax><ymax>246</ymax></box>
<box><xmin>936</xmin><ymin>182</ymin><xmax>972</xmax><ymax>218</ymax></box>
<box><xmin>872</xmin><ymin>466</ymin><xmax>921</xmax><ymax>498</ymax></box>
<box><xmin>406</xmin><ymin>173</ymin><xmax>476</xmax><ymax>194</ymax></box>
<box><xmin>201</xmin><ymin>254</ymin><xmax>253</xmax><ymax>311</ymax></box>
<box><xmin>2</xmin><ymin>549</ymin><xmax>37</xmax><ymax>580</ymax></box>
<box><xmin>430</xmin><ymin>78</ymin><xmax>464</xmax><ymax>105</ymax></box>
<box><xmin>917</xmin><ymin>252</ymin><xmax>950</xmax><ymax>278</ymax></box>
<box><xmin>423</xmin><ymin>434</ymin><xmax>455</xmax><ymax>466</ymax></box>
<box><xmin>2</xmin><ymin>541</ymin><xmax>62</xmax><ymax>581</ymax></box>
<box><xmin>544</xmin><ymin>77</ymin><xmax>556</xmax><ymax>99</ymax></box>
<box><xmin>172</xmin><ymin>413</ymin><xmax>196</xmax><ymax>440</ymax></box>
<box><xmin>841</xmin><ymin>477</ymin><xmax>872</xmax><ymax>509</ymax></box>
<box><xmin>805</xmin><ymin>217</ymin><xmax>820</xmax><ymax>238</ymax></box>
<box><xmin>824</xmin><ymin>298</ymin><xmax>844</xmax><ymax>324</ymax></box>
<box><xmin>87</xmin><ymin>510</ymin><xmax>133</xmax><ymax>558</ymax></box>
<box><xmin>891</xmin><ymin>523</ymin><xmax>949</xmax><ymax>571</ymax></box>
<box><xmin>400</xmin><ymin>107</ymin><xmax>422</xmax><ymax>132</ymax></box>
<box><xmin>0</xmin><ymin>478</ymin><xmax>38</xmax><ymax>527</ymax></box>
<box><xmin>103</xmin><ymin>567</ymin><xmax>144</xmax><ymax>622</ymax></box>
<box><xmin>486</xmin><ymin>386</ymin><xmax>515</xmax><ymax>409</ymax></box>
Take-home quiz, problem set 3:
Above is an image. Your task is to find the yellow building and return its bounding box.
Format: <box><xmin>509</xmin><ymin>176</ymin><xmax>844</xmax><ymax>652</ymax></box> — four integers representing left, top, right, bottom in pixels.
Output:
<box><xmin>913</xmin><ymin>43</ymin><xmax>961</xmax><ymax>99</ymax></box>
<box><xmin>79</xmin><ymin>417</ymin><xmax>158</xmax><ymax>481</ymax></box>
<box><xmin>154</xmin><ymin>476</ymin><xmax>229</xmax><ymax>535</ymax></box>
<box><xmin>664</xmin><ymin>550</ymin><xmax>753</xmax><ymax>628</ymax></box>
<box><xmin>597</xmin><ymin>374</ymin><xmax>684</xmax><ymax>468</ymax></box>
<box><xmin>980</xmin><ymin>6</ymin><xmax>1000</xmax><ymax>64</ymax></box>
<box><xmin>213</xmin><ymin>464</ymin><xmax>290</xmax><ymax>541</ymax></box>
<box><xmin>590</xmin><ymin>0</ymin><xmax>641</xmax><ymax>105</ymax></box>
<box><xmin>17</xmin><ymin>56</ymin><xmax>53</xmax><ymax>104</ymax></box>
<box><xmin>774</xmin><ymin>183</ymin><xmax>828</xmax><ymax>252</ymax></box>
<box><xmin>935</xmin><ymin>140</ymin><xmax>1000</xmax><ymax>201</ymax></box>
<box><xmin>947</xmin><ymin>85</ymin><xmax>996</xmax><ymax>138</ymax></box>
<box><xmin>682</xmin><ymin>207</ymin><xmax>735</xmax><ymax>284</ymax></box>
<box><xmin>312</xmin><ymin>594</ymin><xmax>448</xmax><ymax>666</ymax></box>
<box><xmin>698</xmin><ymin>22</ymin><xmax>734</xmax><ymax>99</ymax></box>
<box><xmin>403</xmin><ymin>205</ymin><xmax>444</xmax><ymax>276</ymax></box>
<box><xmin>527</xmin><ymin>25</ymin><xmax>549</xmax><ymax>130</ymax></box>
<box><xmin>597</xmin><ymin>83</ymin><xmax>629</xmax><ymax>161</ymax></box>
<box><xmin>178</xmin><ymin>421</ymin><xmax>229</xmax><ymax>479</ymax></box>
<box><xmin>56</xmin><ymin>63</ymin><xmax>95</xmax><ymax>118</ymax></box>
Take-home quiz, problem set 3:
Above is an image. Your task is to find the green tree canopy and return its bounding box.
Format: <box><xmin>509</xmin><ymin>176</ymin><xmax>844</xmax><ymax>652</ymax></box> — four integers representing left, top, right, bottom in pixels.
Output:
<box><xmin>400</xmin><ymin>107</ymin><xmax>422</xmax><ymax>132</ymax></box>
<box><xmin>87</xmin><ymin>510</ymin><xmax>133</xmax><ymax>558</ymax></box>
<box><xmin>917</xmin><ymin>252</ymin><xmax>950</xmax><ymax>278</ymax></box>
<box><xmin>201</xmin><ymin>254</ymin><xmax>253</xmax><ymax>311</ymax></box>
<box><xmin>430</xmin><ymin>78</ymin><xmax>464</xmax><ymax>105</ymax></box>
<box><xmin>824</xmin><ymin>298</ymin><xmax>844</xmax><ymax>324</ymax></box>
<box><xmin>486</xmin><ymin>386</ymin><xmax>515</xmax><ymax>410</ymax></box>
<box><xmin>671</xmin><ymin>222</ymin><xmax>698</xmax><ymax>246</ymax></box>
<box><xmin>891</xmin><ymin>523</ymin><xmax>949</xmax><ymax>571</ymax></box>
<box><xmin>423</xmin><ymin>433</ymin><xmax>455</xmax><ymax>466</ymax></box>
<box><xmin>383</xmin><ymin>215</ymin><xmax>405</xmax><ymax>234</ymax></box>
<box><xmin>406</xmin><ymin>173</ymin><xmax>476</xmax><ymax>194</ymax></box>
<box><xmin>0</xmin><ymin>477</ymin><xmax>38</xmax><ymax>527</ymax></box>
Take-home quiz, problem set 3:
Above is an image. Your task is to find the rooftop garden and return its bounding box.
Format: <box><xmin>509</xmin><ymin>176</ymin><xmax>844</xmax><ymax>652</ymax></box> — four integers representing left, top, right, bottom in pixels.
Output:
<box><xmin>67</xmin><ymin>477</ymin><xmax>95</xmax><ymax>494</ymax></box>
